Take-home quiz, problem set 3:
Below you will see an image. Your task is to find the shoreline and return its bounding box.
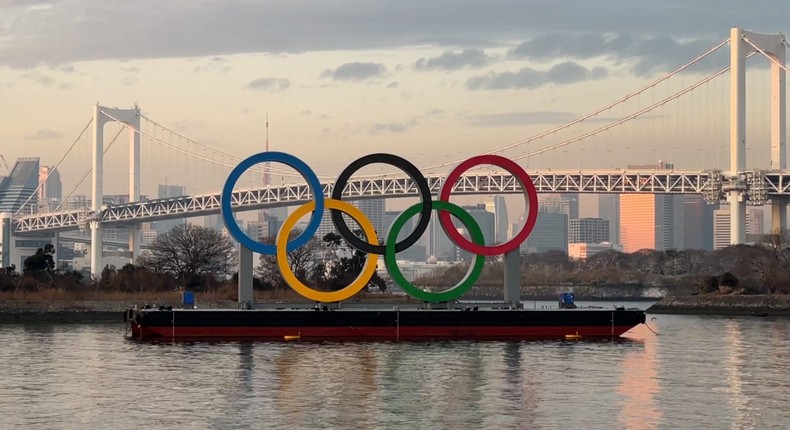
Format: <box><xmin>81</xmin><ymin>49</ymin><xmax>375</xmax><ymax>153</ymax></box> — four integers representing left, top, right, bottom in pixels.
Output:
<box><xmin>647</xmin><ymin>294</ymin><xmax>790</xmax><ymax>316</ymax></box>
<box><xmin>3</xmin><ymin>295</ymin><xmax>790</xmax><ymax>324</ymax></box>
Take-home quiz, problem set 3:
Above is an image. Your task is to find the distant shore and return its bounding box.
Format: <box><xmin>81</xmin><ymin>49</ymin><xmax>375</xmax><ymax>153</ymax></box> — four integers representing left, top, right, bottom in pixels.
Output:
<box><xmin>647</xmin><ymin>294</ymin><xmax>790</xmax><ymax>316</ymax></box>
<box><xmin>0</xmin><ymin>300</ymin><xmax>239</xmax><ymax>324</ymax></box>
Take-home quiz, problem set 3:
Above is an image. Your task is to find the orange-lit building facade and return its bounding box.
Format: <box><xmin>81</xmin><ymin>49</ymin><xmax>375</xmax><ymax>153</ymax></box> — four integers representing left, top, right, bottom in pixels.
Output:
<box><xmin>619</xmin><ymin>162</ymin><xmax>688</xmax><ymax>253</ymax></box>
<box><xmin>620</xmin><ymin>193</ymin><xmax>685</xmax><ymax>253</ymax></box>
<box><xmin>620</xmin><ymin>194</ymin><xmax>656</xmax><ymax>252</ymax></box>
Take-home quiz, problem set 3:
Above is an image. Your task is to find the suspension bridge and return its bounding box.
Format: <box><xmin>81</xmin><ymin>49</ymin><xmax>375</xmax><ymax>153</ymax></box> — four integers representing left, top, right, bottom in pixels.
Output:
<box><xmin>1</xmin><ymin>27</ymin><xmax>788</xmax><ymax>280</ymax></box>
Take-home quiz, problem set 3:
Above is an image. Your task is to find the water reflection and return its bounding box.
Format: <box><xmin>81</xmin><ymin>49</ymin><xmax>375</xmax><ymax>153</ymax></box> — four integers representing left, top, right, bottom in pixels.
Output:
<box><xmin>617</xmin><ymin>325</ymin><xmax>660</xmax><ymax>429</ymax></box>
<box><xmin>1</xmin><ymin>318</ymin><xmax>790</xmax><ymax>429</ymax></box>
<box><xmin>724</xmin><ymin>319</ymin><xmax>756</xmax><ymax>429</ymax></box>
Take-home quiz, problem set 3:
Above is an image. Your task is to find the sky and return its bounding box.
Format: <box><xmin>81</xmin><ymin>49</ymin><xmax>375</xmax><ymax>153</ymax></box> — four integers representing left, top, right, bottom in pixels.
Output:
<box><xmin>1</xmin><ymin>1</ymin><xmax>789</xmax><ymax>207</ymax></box>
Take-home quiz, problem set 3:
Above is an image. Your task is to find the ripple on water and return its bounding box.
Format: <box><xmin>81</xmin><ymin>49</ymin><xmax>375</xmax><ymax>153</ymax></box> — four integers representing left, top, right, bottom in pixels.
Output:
<box><xmin>0</xmin><ymin>315</ymin><xmax>789</xmax><ymax>429</ymax></box>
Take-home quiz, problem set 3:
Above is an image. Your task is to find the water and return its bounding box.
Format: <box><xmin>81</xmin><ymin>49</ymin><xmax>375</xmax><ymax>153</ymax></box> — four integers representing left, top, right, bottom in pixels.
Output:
<box><xmin>1</xmin><ymin>311</ymin><xmax>789</xmax><ymax>429</ymax></box>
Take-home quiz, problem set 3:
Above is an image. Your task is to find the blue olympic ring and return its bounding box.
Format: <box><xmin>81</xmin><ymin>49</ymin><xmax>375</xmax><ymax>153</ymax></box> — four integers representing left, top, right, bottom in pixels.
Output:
<box><xmin>220</xmin><ymin>151</ymin><xmax>324</xmax><ymax>255</ymax></box>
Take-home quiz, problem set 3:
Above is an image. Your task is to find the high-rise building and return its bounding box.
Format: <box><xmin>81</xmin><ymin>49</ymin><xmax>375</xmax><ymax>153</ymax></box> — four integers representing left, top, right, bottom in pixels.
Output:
<box><xmin>683</xmin><ymin>195</ymin><xmax>715</xmax><ymax>251</ymax></box>
<box><xmin>0</xmin><ymin>157</ymin><xmax>40</xmax><ymax>214</ymax></box>
<box><xmin>383</xmin><ymin>210</ymin><xmax>425</xmax><ymax>261</ymax></box>
<box><xmin>355</xmin><ymin>198</ymin><xmax>385</xmax><ymax>237</ymax></box>
<box><xmin>522</xmin><ymin>211</ymin><xmax>568</xmax><ymax>254</ymax></box>
<box><xmin>568</xmin><ymin>218</ymin><xmax>610</xmax><ymax>244</ymax></box>
<box><xmin>204</xmin><ymin>214</ymin><xmax>223</xmax><ymax>231</ymax></box>
<box><xmin>484</xmin><ymin>195</ymin><xmax>509</xmax><ymax>244</ymax></box>
<box><xmin>747</xmin><ymin>207</ymin><xmax>764</xmax><ymax>236</ymax></box>
<box><xmin>38</xmin><ymin>165</ymin><xmax>62</xmax><ymax>211</ymax></box>
<box><xmin>62</xmin><ymin>195</ymin><xmax>90</xmax><ymax>211</ymax></box>
<box><xmin>458</xmin><ymin>204</ymin><xmax>496</xmax><ymax>246</ymax></box>
<box><xmin>257</xmin><ymin>206</ymin><xmax>288</xmax><ymax>233</ymax></box>
<box><xmin>620</xmin><ymin>194</ymin><xmax>684</xmax><ymax>252</ymax></box>
<box><xmin>620</xmin><ymin>162</ymin><xmax>684</xmax><ymax>252</ymax></box>
<box><xmin>713</xmin><ymin>208</ymin><xmax>732</xmax><ymax>250</ymax></box>
<box><xmin>539</xmin><ymin>193</ymin><xmax>579</xmax><ymax>220</ymax></box>
<box><xmin>455</xmin><ymin>204</ymin><xmax>495</xmax><ymax>262</ymax></box>
<box><xmin>153</xmin><ymin>184</ymin><xmax>186</xmax><ymax>235</ymax></box>
<box><xmin>313</xmin><ymin>198</ymin><xmax>385</xmax><ymax>243</ymax></box>
<box><xmin>429</xmin><ymin>211</ymin><xmax>457</xmax><ymax>261</ymax></box>
<box><xmin>713</xmin><ymin>206</ymin><xmax>763</xmax><ymax>250</ymax></box>
<box><xmin>598</xmin><ymin>194</ymin><xmax>620</xmax><ymax>244</ymax></box>
<box><xmin>245</xmin><ymin>220</ymin><xmax>267</xmax><ymax>243</ymax></box>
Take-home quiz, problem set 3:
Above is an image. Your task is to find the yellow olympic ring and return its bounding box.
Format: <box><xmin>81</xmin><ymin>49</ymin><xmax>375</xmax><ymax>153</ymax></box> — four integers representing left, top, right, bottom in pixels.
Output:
<box><xmin>276</xmin><ymin>198</ymin><xmax>379</xmax><ymax>302</ymax></box>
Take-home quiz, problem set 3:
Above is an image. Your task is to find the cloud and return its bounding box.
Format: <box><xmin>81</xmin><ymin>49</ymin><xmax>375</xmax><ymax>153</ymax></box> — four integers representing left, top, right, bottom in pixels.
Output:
<box><xmin>170</xmin><ymin>119</ymin><xmax>206</xmax><ymax>132</ymax></box>
<box><xmin>321</xmin><ymin>62</ymin><xmax>386</xmax><ymax>82</ymax></box>
<box><xmin>414</xmin><ymin>49</ymin><xmax>493</xmax><ymax>71</ymax></box>
<box><xmin>246</xmin><ymin>78</ymin><xmax>290</xmax><ymax>92</ymax></box>
<box><xmin>387</xmin><ymin>81</ymin><xmax>399</xmax><ymax>89</ymax></box>
<box><xmin>509</xmin><ymin>33</ymin><xmax>727</xmax><ymax>76</ymax></box>
<box><xmin>22</xmin><ymin>71</ymin><xmax>55</xmax><ymax>86</ymax></box>
<box><xmin>368</xmin><ymin>108</ymin><xmax>444</xmax><ymax>134</ymax></box>
<box><xmin>466</xmin><ymin>61</ymin><xmax>608</xmax><ymax>90</ymax></box>
<box><xmin>464</xmin><ymin>111</ymin><xmax>577</xmax><ymax>127</ymax></box>
<box><xmin>194</xmin><ymin>56</ymin><xmax>231</xmax><ymax>73</ymax></box>
<box><xmin>370</xmin><ymin>122</ymin><xmax>407</xmax><ymax>134</ymax></box>
<box><xmin>26</xmin><ymin>128</ymin><xmax>64</xmax><ymax>140</ymax></box>
<box><xmin>0</xmin><ymin>1</ymin><xmax>786</xmax><ymax>70</ymax></box>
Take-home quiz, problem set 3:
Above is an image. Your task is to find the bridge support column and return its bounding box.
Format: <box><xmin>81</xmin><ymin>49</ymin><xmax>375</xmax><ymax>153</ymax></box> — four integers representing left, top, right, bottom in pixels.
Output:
<box><xmin>51</xmin><ymin>233</ymin><xmax>59</xmax><ymax>269</ymax></box>
<box><xmin>729</xmin><ymin>27</ymin><xmax>748</xmax><ymax>245</ymax></box>
<box><xmin>128</xmin><ymin>106</ymin><xmax>141</xmax><ymax>263</ymax></box>
<box><xmin>727</xmin><ymin>192</ymin><xmax>747</xmax><ymax>245</ymax></box>
<box><xmin>129</xmin><ymin>226</ymin><xmax>140</xmax><ymax>264</ymax></box>
<box><xmin>503</xmin><ymin>249</ymin><xmax>521</xmax><ymax>308</ymax></box>
<box><xmin>90</xmin><ymin>104</ymin><xmax>142</xmax><ymax>278</ymax></box>
<box><xmin>90</xmin><ymin>220</ymin><xmax>103</xmax><ymax>280</ymax></box>
<box><xmin>772</xmin><ymin>198</ymin><xmax>787</xmax><ymax>233</ymax></box>
<box><xmin>91</xmin><ymin>104</ymin><xmax>106</xmax><ymax>279</ymax></box>
<box><xmin>770</xmin><ymin>34</ymin><xmax>787</xmax><ymax>236</ymax></box>
<box><xmin>238</xmin><ymin>245</ymin><xmax>253</xmax><ymax>308</ymax></box>
<box><xmin>1</xmin><ymin>213</ymin><xmax>11</xmax><ymax>269</ymax></box>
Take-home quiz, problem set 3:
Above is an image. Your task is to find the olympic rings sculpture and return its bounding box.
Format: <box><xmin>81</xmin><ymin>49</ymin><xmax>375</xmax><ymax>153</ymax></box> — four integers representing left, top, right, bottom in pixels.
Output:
<box><xmin>220</xmin><ymin>152</ymin><xmax>539</xmax><ymax>303</ymax></box>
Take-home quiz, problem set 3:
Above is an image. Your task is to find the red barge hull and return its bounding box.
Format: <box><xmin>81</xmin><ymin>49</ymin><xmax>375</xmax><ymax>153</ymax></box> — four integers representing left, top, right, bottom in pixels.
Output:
<box><xmin>127</xmin><ymin>307</ymin><xmax>646</xmax><ymax>341</ymax></box>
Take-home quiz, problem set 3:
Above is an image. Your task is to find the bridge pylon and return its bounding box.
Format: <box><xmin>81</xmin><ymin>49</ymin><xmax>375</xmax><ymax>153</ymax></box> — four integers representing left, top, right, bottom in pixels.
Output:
<box><xmin>90</xmin><ymin>104</ymin><xmax>140</xmax><ymax>280</ymax></box>
<box><xmin>729</xmin><ymin>27</ymin><xmax>786</xmax><ymax>243</ymax></box>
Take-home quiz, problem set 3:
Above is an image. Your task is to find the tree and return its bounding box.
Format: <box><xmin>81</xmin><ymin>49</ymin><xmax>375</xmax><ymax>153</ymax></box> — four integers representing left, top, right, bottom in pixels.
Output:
<box><xmin>322</xmin><ymin>231</ymin><xmax>387</xmax><ymax>292</ymax></box>
<box><xmin>754</xmin><ymin>229</ymin><xmax>790</xmax><ymax>293</ymax></box>
<box><xmin>0</xmin><ymin>264</ymin><xmax>20</xmax><ymax>292</ymax></box>
<box><xmin>256</xmin><ymin>228</ymin><xmax>325</xmax><ymax>293</ymax></box>
<box><xmin>138</xmin><ymin>223</ymin><xmax>236</xmax><ymax>285</ymax></box>
<box><xmin>23</xmin><ymin>244</ymin><xmax>56</xmax><ymax>278</ymax></box>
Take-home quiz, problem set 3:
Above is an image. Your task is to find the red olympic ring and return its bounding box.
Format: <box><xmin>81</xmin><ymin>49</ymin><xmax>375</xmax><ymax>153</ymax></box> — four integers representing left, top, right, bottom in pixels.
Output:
<box><xmin>438</xmin><ymin>154</ymin><xmax>538</xmax><ymax>256</ymax></box>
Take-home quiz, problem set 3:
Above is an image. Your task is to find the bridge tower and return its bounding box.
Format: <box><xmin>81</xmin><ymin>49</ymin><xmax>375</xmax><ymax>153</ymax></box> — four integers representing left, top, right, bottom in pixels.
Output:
<box><xmin>728</xmin><ymin>27</ymin><xmax>786</xmax><ymax>244</ymax></box>
<box><xmin>90</xmin><ymin>104</ymin><xmax>141</xmax><ymax>280</ymax></box>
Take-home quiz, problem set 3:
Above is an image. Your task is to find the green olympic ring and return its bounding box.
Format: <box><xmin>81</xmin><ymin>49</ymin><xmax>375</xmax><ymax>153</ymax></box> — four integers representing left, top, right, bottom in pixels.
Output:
<box><xmin>385</xmin><ymin>200</ymin><xmax>486</xmax><ymax>302</ymax></box>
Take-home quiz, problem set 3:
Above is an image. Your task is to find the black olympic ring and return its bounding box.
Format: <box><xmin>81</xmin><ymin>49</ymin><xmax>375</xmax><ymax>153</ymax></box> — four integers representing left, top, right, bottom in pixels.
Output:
<box><xmin>331</xmin><ymin>153</ymin><xmax>433</xmax><ymax>254</ymax></box>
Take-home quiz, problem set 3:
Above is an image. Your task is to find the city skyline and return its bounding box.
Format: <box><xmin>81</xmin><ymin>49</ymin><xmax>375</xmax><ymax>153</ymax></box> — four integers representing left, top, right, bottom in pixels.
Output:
<box><xmin>1</xmin><ymin>3</ymin><xmax>789</xmax><ymax>203</ymax></box>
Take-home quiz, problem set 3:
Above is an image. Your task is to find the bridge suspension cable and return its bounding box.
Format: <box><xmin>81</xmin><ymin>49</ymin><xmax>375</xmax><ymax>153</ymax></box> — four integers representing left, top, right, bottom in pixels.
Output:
<box><xmin>83</xmin><ymin>38</ymin><xmax>742</xmax><ymax>190</ymax></box>
<box><xmin>13</xmin><ymin>117</ymin><xmax>93</xmax><ymax>217</ymax></box>
<box><xmin>514</xmin><ymin>52</ymin><xmax>757</xmax><ymax>161</ymax></box>
<box><xmin>137</xmin><ymin>113</ymin><xmax>321</xmax><ymax>178</ymax></box>
<box><xmin>104</xmin><ymin>111</ymin><xmax>328</xmax><ymax>179</ymax></box>
<box><xmin>743</xmin><ymin>35</ymin><xmax>790</xmax><ymax>74</ymax></box>
<box><xmin>53</xmin><ymin>125</ymin><xmax>125</xmax><ymax>212</ymax></box>
<box><xmin>420</xmin><ymin>38</ymin><xmax>731</xmax><ymax>172</ymax></box>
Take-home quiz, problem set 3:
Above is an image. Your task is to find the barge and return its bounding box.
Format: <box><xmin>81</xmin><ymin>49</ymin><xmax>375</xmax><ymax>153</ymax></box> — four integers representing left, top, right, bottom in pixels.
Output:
<box><xmin>126</xmin><ymin>304</ymin><xmax>646</xmax><ymax>341</ymax></box>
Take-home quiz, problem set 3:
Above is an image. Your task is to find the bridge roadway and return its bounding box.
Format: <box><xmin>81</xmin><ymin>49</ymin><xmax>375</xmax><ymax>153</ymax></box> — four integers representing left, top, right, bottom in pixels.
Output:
<box><xmin>11</xmin><ymin>168</ymin><xmax>790</xmax><ymax>234</ymax></box>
